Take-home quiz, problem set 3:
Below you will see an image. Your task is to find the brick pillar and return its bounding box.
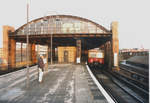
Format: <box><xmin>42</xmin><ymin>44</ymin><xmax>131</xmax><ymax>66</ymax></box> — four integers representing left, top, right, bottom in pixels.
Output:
<box><xmin>3</xmin><ymin>26</ymin><xmax>15</xmax><ymax>69</ymax></box>
<box><xmin>31</xmin><ymin>44</ymin><xmax>36</xmax><ymax>64</ymax></box>
<box><xmin>76</xmin><ymin>39</ymin><xmax>81</xmax><ymax>63</ymax></box>
<box><xmin>9</xmin><ymin>39</ymin><xmax>16</xmax><ymax>68</ymax></box>
<box><xmin>111</xmin><ymin>22</ymin><xmax>119</xmax><ymax>70</ymax></box>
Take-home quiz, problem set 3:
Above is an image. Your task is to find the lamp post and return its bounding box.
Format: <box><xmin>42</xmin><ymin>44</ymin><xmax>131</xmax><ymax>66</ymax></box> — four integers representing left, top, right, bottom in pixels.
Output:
<box><xmin>51</xmin><ymin>15</ymin><xmax>61</xmax><ymax>65</ymax></box>
<box><xmin>26</xmin><ymin>1</ymin><xmax>30</xmax><ymax>88</ymax></box>
<box><xmin>51</xmin><ymin>24</ymin><xmax>53</xmax><ymax>65</ymax></box>
<box><xmin>44</xmin><ymin>12</ymin><xmax>60</xmax><ymax>65</ymax></box>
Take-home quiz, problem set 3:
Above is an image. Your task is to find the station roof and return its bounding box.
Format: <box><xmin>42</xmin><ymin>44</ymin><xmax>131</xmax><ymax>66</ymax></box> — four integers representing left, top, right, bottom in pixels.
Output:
<box><xmin>9</xmin><ymin>15</ymin><xmax>112</xmax><ymax>50</ymax></box>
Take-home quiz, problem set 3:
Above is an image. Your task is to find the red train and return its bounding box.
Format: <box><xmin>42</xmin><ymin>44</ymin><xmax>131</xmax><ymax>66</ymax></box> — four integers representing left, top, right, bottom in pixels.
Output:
<box><xmin>88</xmin><ymin>49</ymin><xmax>104</xmax><ymax>67</ymax></box>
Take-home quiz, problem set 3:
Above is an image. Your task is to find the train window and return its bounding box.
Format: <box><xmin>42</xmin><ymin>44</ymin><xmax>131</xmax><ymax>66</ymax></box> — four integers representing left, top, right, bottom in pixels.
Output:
<box><xmin>89</xmin><ymin>53</ymin><xmax>96</xmax><ymax>58</ymax></box>
<box><xmin>97</xmin><ymin>53</ymin><xmax>103</xmax><ymax>58</ymax></box>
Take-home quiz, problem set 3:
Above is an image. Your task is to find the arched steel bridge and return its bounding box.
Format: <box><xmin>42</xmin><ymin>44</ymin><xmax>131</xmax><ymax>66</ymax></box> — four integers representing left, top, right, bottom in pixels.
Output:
<box><xmin>3</xmin><ymin>15</ymin><xmax>119</xmax><ymax>70</ymax></box>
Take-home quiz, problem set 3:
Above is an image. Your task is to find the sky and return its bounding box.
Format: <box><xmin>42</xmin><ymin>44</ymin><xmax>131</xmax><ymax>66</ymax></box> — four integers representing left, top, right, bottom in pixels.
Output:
<box><xmin>0</xmin><ymin>0</ymin><xmax>149</xmax><ymax>49</ymax></box>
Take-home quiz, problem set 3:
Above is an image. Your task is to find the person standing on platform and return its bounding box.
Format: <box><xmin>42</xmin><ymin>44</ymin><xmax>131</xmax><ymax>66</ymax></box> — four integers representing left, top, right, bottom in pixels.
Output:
<box><xmin>37</xmin><ymin>54</ymin><xmax>44</xmax><ymax>83</ymax></box>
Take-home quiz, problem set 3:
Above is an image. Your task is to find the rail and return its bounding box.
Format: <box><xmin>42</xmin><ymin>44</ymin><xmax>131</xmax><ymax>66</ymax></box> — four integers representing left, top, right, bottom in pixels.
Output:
<box><xmin>88</xmin><ymin>65</ymin><xmax>148</xmax><ymax>103</ymax></box>
<box><xmin>119</xmin><ymin>64</ymin><xmax>149</xmax><ymax>91</ymax></box>
<box><xmin>106</xmin><ymin>70</ymin><xmax>148</xmax><ymax>103</ymax></box>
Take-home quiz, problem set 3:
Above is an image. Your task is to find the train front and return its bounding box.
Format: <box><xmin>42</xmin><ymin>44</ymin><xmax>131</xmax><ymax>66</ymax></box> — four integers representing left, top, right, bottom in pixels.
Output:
<box><xmin>88</xmin><ymin>49</ymin><xmax>104</xmax><ymax>67</ymax></box>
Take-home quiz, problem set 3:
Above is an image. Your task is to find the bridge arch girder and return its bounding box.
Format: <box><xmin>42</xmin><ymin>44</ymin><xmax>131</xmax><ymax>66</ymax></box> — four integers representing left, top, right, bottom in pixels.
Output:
<box><xmin>15</xmin><ymin>15</ymin><xmax>110</xmax><ymax>36</ymax></box>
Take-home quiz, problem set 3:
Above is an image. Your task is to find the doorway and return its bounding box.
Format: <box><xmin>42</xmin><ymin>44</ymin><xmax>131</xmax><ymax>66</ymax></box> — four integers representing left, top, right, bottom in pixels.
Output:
<box><xmin>64</xmin><ymin>51</ymin><xmax>68</xmax><ymax>63</ymax></box>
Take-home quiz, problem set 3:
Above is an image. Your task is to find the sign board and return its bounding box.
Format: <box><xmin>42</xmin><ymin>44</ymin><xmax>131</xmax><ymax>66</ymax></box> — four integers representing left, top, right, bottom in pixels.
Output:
<box><xmin>76</xmin><ymin>57</ymin><xmax>80</xmax><ymax>63</ymax></box>
<box><xmin>114</xmin><ymin>53</ymin><xmax>118</xmax><ymax>66</ymax></box>
<box><xmin>43</xmin><ymin>58</ymin><xmax>47</xmax><ymax>64</ymax></box>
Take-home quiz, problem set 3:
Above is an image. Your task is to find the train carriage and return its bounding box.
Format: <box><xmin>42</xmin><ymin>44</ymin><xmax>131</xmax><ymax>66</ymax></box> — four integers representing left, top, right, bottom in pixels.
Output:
<box><xmin>88</xmin><ymin>49</ymin><xmax>104</xmax><ymax>67</ymax></box>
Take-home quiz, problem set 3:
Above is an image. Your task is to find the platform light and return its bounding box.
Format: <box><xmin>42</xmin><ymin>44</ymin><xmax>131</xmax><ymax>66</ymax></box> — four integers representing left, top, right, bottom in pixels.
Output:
<box><xmin>43</xmin><ymin>13</ymin><xmax>61</xmax><ymax>65</ymax></box>
<box><xmin>51</xmin><ymin>15</ymin><xmax>61</xmax><ymax>64</ymax></box>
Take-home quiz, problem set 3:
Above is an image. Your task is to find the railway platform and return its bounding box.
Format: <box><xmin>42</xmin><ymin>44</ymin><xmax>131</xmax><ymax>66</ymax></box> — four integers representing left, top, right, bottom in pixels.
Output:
<box><xmin>0</xmin><ymin>64</ymin><xmax>109</xmax><ymax>103</ymax></box>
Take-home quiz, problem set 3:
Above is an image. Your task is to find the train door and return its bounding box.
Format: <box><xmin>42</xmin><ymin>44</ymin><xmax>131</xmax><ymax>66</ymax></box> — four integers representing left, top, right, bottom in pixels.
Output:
<box><xmin>64</xmin><ymin>51</ymin><xmax>68</xmax><ymax>63</ymax></box>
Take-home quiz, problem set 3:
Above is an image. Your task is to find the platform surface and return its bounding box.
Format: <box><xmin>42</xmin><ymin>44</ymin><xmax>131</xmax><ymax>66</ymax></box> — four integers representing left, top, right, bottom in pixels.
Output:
<box><xmin>0</xmin><ymin>64</ymin><xmax>108</xmax><ymax>103</ymax></box>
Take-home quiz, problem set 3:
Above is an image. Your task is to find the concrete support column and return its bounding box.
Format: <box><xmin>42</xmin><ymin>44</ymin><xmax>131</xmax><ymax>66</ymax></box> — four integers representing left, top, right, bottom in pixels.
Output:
<box><xmin>108</xmin><ymin>41</ymin><xmax>112</xmax><ymax>69</ymax></box>
<box><xmin>76</xmin><ymin>39</ymin><xmax>81</xmax><ymax>63</ymax></box>
<box><xmin>52</xmin><ymin>47</ymin><xmax>55</xmax><ymax>63</ymax></box>
<box><xmin>3</xmin><ymin>26</ymin><xmax>15</xmax><ymax>69</ymax></box>
<box><xmin>111</xmin><ymin>22</ymin><xmax>119</xmax><ymax>70</ymax></box>
<box><xmin>48</xmin><ymin>45</ymin><xmax>51</xmax><ymax>63</ymax></box>
<box><xmin>104</xmin><ymin>43</ymin><xmax>108</xmax><ymax>66</ymax></box>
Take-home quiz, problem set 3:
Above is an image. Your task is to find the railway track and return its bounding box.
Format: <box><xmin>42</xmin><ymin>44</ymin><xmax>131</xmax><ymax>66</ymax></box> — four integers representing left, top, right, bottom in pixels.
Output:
<box><xmin>89</xmin><ymin>65</ymin><xmax>149</xmax><ymax>103</ymax></box>
<box><xmin>119</xmin><ymin>62</ymin><xmax>149</xmax><ymax>91</ymax></box>
<box><xmin>120</xmin><ymin>62</ymin><xmax>148</xmax><ymax>75</ymax></box>
<box><xmin>106</xmin><ymin>70</ymin><xmax>149</xmax><ymax>103</ymax></box>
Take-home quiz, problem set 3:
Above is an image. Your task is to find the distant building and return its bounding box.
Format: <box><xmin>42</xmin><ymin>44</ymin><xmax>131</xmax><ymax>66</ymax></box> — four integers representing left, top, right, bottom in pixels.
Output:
<box><xmin>119</xmin><ymin>48</ymin><xmax>149</xmax><ymax>53</ymax></box>
<box><xmin>119</xmin><ymin>48</ymin><xmax>149</xmax><ymax>60</ymax></box>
